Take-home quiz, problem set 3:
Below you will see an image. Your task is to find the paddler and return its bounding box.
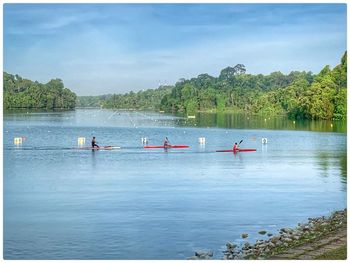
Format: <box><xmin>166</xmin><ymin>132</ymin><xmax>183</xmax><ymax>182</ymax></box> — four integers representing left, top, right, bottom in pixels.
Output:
<box><xmin>164</xmin><ymin>137</ymin><xmax>170</xmax><ymax>148</ymax></box>
<box><xmin>92</xmin><ymin>136</ymin><xmax>100</xmax><ymax>148</ymax></box>
<box><xmin>233</xmin><ymin>142</ymin><xmax>239</xmax><ymax>152</ymax></box>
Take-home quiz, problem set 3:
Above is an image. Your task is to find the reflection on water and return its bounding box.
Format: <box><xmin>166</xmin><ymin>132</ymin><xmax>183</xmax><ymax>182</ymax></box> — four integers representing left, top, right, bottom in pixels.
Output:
<box><xmin>4</xmin><ymin>109</ymin><xmax>346</xmax><ymax>133</ymax></box>
<box><xmin>181</xmin><ymin>112</ymin><xmax>346</xmax><ymax>133</ymax></box>
<box><xmin>339</xmin><ymin>152</ymin><xmax>347</xmax><ymax>184</ymax></box>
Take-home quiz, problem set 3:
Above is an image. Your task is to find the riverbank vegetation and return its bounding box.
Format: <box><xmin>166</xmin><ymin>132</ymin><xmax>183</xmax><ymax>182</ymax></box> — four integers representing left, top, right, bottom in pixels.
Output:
<box><xmin>3</xmin><ymin>72</ymin><xmax>76</xmax><ymax>109</ymax></box>
<box><xmin>83</xmin><ymin>85</ymin><xmax>172</xmax><ymax>110</ymax></box>
<box><xmin>78</xmin><ymin>52</ymin><xmax>346</xmax><ymax>120</ymax></box>
<box><xmin>4</xmin><ymin>52</ymin><xmax>346</xmax><ymax>120</ymax></box>
<box><xmin>160</xmin><ymin>52</ymin><xmax>346</xmax><ymax>120</ymax></box>
<box><xmin>104</xmin><ymin>86</ymin><xmax>173</xmax><ymax>110</ymax></box>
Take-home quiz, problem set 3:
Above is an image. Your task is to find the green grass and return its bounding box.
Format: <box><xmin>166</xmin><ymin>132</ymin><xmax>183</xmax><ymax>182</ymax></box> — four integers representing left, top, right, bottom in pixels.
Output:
<box><xmin>315</xmin><ymin>245</ymin><xmax>347</xmax><ymax>260</ymax></box>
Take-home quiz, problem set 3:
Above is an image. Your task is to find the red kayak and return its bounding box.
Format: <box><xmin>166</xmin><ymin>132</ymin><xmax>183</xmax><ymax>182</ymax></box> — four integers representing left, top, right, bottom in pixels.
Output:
<box><xmin>216</xmin><ymin>148</ymin><xmax>256</xmax><ymax>152</ymax></box>
<box><xmin>144</xmin><ymin>145</ymin><xmax>189</xmax><ymax>149</ymax></box>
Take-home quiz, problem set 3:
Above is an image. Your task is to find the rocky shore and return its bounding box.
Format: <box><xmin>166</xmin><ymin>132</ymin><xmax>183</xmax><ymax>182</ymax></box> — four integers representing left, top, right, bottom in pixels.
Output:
<box><xmin>188</xmin><ymin>209</ymin><xmax>346</xmax><ymax>260</ymax></box>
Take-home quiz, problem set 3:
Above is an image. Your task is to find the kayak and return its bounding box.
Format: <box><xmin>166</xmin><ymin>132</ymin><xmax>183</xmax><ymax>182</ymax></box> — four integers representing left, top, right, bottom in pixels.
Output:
<box><xmin>78</xmin><ymin>146</ymin><xmax>121</xmax><ymax>150</ymax></box>
<box><xmin>144</xmin><ymin>145</ymin><xmax>189</xmax><ymax>149</ymax></box>
<box><xmin>216</xmin><ymin>148</ymin><xmax>256</xmax><ymax>152</ymax></box>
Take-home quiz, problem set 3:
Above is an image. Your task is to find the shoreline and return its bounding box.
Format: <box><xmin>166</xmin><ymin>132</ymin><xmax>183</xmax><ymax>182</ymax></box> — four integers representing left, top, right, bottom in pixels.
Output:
<box><xmin>188</xmin><ymin>209</ymin><xmax>347</xmax><ymax>260</ymax></box>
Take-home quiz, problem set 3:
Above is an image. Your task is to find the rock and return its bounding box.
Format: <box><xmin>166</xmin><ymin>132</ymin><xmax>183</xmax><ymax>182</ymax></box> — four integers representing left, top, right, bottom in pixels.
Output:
<box><xmin>268</xmin><ymin>242</ymin><xmax>276</xmax><ymax>248</ymax></box>
<box><xmin>255</xmin><ymin>240</ymin><xmax>263</xmax><ymax>245</ymax></box>
<box><xmin>303</xmin><ymin>225</ymin><xmax>310</xmax><ymax>231</ymax></box>
<box><xmin>241</xmin><ymin>233</ymin><xmax>248</xmax><ymax>238</ymax></box>
<box><xmin>267</xmin><ymin>233</ymin><xmax>273</xmax><ymax>237</ymax></box>
<box><xmin>280</xmin><ymin>228</ymin><xmax>292</xmax><ymax>233</ymax></box>
<box><xmin>195</xmin><ymin>251</ymin><xmax>205</xmax><ymax>257</ymax></box>
<box><xmin>270</xmin><ymin>236</ymin><xmax>280</xmax><ymax>244</ymax></box>
<box><xmin>195</xmin><ymin>250</ymin><xmax>213</xmax><ymax>259</ymax></box>
<box><xmin>281</xmin><ymin>233</ymin><xmax>290</xmax><ymax>238</ymax></box>
<box><xmin>226</xmin><ymin>241</ymin><xmax>236</xmax><ymax>250</ymax></box>
<box><xmin>243</xmin><ymin>242</ymin><xmax>252</xmax><ymax>250</ymax></box>
<box><xmin>276</xmin><ymin>240</ymin><xmax>283</xmax><ymax>246</ymax></box>
<box><xmin>292</xmin><ymin>235</ymin><xmax>300</xmax><ymax>240</ymax></box>
<box><xmin>284</xmin><ymin>238</ymin><xmax>292</xmax><ymax>243</ymax></box>
<box><xmin>258</xmin><ymin>230</ymin><xmax>267</xmax><ymax>235</ymax></box>
<box><xmin>258</xmin><ymin>244</ymin><xmax>267</xmax><ymax>249</ymax></box>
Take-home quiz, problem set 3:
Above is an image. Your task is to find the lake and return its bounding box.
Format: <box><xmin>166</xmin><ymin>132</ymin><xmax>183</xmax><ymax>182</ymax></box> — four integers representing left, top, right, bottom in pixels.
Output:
<box><xmin>3</xmin><ymin>109</ymin><xmax>347</xmax><ymax>259</ymax></box>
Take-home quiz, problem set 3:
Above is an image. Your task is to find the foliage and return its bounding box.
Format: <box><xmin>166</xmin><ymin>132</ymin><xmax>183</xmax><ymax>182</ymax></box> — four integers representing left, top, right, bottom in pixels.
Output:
<box><xmin>76</xmin><ymin>95</ymin><xmax>107</xmax><ymax>107</ymax></box>
<box><xmin>7</xmin><ymin>52</ymin><xmax>345</xmax><ymax>121</ymax></box>
<box><xmin>101</xmin><ymin>86</ymin><xmax>172</xmax><ymax>110</ymax></box>
<box><xmin>3</xmin><ymin>72</ymin><xmax>76</xmax><ymax>109</ymax></box>
<box><xmin>160</xmin><ymin>51</ymin><xmax>347</xmax><ymax>120</ymax></box>
<box><xmin>315</xmin><ymin>245</ymin><xmax>346</xmax><ymax>260</ymax></box>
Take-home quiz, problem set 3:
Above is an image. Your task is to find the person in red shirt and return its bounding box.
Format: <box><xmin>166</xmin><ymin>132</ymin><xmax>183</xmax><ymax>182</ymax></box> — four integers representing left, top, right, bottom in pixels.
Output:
<box><xmin>233</xmin><ymin>142</ymin><xmax>239</xmax><ymax>152</ymax></box>
<box><xmin>164</xmin><ymin>137</ymin><xmax>170</xmax><ymax>148</ymax></box>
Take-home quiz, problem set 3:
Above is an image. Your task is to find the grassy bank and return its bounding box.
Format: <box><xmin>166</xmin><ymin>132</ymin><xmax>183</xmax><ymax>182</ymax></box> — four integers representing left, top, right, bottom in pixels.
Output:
<box><xmin>315</xmin><ymin>244</ymin><xmax>347</xmax><ymax>260</ymax></box>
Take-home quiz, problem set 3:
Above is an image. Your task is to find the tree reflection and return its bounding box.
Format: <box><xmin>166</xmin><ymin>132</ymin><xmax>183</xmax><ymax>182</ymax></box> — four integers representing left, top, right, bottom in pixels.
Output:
<box><xmin>179</xmin><ymin>112</ymin><xmax>346</xmax><ymax>133</ymax></box>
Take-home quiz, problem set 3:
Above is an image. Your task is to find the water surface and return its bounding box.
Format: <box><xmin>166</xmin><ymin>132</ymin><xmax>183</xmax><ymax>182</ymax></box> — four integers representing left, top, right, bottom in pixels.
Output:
<box><xmin>4</xmin><ymin>109</ymin><xmax>347</xmax><ymax>259</ymax></box>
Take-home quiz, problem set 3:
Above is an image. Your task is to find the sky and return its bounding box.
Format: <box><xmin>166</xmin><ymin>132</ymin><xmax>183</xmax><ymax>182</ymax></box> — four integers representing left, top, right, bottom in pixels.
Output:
<box><xmin>3</xmin><ymin>4</ymin><xmax>347</xmax><ymax>96</ymax></box>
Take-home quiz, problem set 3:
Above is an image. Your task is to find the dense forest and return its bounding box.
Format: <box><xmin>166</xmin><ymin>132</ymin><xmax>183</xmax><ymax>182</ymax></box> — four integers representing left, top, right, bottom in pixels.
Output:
<box><xmin>79</xmin><ymin>52</ymin><xmax>346</xmax><ymax>120</ymax></box>
<box><xmin>101</xmin><ymin>86</ymin><xmax>172</xmax><ymax>110</ymax></box>
<box><xmin>160</xmin><ymin>52</ymin><xmax>347</xmax><ymax>120</ymax></box>
<box><xmin>4</xmin><ymin>52</ymin><xmax>346</xmax><ymax>120</ymax></box>
<box><xmin>76</xmin><ymin>86</ymin><xmax>172</xmax><ymax>110</ymax></box>
<box><xmin>3</xmin><ymin>72</ymin><xmax>76</xmax><ymax>109</ymax></box>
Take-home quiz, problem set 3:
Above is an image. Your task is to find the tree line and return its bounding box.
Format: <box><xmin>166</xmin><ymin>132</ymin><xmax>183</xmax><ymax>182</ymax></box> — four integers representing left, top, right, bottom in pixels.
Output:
<box><xmin>81</xmin><ymin>52</ymin><xmax>346</xmax><ymax>120</ymax></box>
<box><xmin>3</xmin><ymin>72</ymin><xmax>76</xmax><ymax>109</ymax></box>
<box><xmin>160</xmin><ymin>52</ymin><xmax>346</xmax><ymax>120</ymax></box>
<box><xmin>4</xmin><ymin>51</ymin><xmax>346</xmax><ymax>120</ymax></box>
<box><xmin>76</xmin><ymin>86</ymin><xmax>173</xmax><ymax>110</ymax></box>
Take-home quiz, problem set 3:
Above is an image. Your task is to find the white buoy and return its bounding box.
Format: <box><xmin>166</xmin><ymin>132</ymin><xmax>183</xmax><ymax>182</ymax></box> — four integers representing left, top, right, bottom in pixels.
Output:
<box><xmin>14</xmin><ymin>137</ymin><xmax>23</xmax><ymax>145</ymax></box>
<box><xmin>198</xmin><ymin>137</ymin><xmax>206</xmax><ymax>144</ymax></box>
<box><xmin>262</xmin><ymin>138</ymin><xmax>268</xmax><ymax>144</ymax></box>
<box><xmin>78</xmin><ymin>137</ymin><xmax>86</xmax><ymax>145</ymax></box>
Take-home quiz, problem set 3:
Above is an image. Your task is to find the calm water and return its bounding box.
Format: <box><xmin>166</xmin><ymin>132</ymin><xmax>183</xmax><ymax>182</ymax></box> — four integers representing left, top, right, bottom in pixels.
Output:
<box><xmin>4</xmin><ymin>109</ymin><xmax>347</xmax><ymax>259</ymax></box>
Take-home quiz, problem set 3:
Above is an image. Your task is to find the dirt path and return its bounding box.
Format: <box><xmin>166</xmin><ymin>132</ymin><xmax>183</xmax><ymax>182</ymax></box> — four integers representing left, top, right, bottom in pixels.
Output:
<box><xmin>269</xmin><ymin>226</ymin><xmax>347</xmax><ymax>260</ymax></box>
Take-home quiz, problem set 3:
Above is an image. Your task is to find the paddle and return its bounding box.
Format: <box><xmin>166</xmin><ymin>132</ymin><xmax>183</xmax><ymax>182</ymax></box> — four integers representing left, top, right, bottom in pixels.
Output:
<box><xmin>238</xmin><ymin>139</ymin><xmax>243</xmax><ymax>145</ymax></box>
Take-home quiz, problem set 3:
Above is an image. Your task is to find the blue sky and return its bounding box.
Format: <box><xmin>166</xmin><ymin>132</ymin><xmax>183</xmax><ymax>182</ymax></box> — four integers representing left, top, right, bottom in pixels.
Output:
<box><xmin>4</xmin><ymin>4</ymin><xmax>347</xmax><ymax>95</ymax></box>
